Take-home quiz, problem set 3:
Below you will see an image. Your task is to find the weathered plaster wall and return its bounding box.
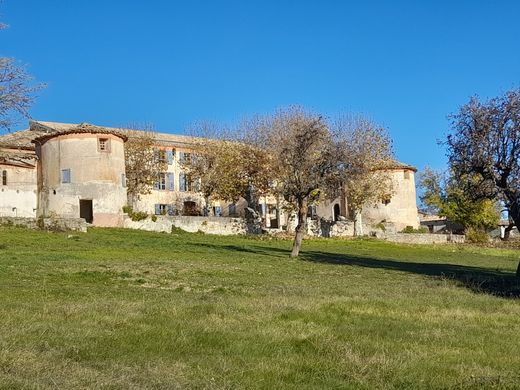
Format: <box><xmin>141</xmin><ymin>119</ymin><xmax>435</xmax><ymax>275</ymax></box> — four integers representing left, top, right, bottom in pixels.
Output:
<box><xmin>361</xmin><ymin>169</ymin><xmax>419</xmax><ymax>230</ymax></box>
<box><xmin>0</xmin><ymin>165</ymin><xmax>37</xmax><ymax>217</ymax></box>
<box><xmin>37</xmin><ymin>133</ymin><xmax>126</xmax><ymax>226</ymax></box>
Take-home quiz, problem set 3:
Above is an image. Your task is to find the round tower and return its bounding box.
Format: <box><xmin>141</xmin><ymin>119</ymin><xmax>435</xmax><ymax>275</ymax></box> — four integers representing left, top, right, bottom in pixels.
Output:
<box><xmin>34</xmin><ymin>124</ymin><xmax>127</xmax><ymax>227</ymax></box>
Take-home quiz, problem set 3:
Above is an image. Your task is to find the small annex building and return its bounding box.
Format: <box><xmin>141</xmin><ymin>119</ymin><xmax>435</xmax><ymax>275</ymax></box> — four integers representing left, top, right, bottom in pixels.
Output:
<box><xmin>0</xmin><ymin>120</ymin><xmax>420</xmax><ymax>230</ymax></box>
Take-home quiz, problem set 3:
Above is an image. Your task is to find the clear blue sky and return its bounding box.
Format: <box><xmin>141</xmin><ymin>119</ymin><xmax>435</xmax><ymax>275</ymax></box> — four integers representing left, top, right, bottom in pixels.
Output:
<box><xmin>2</xmin><ymin>1</ymin><xmax>519</xmax><ymax>171</ymax></box>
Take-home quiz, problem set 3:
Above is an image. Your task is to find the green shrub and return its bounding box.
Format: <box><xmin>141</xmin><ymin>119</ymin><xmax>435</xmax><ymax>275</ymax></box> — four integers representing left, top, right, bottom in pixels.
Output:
<box><xmin>400</xmin><ymin>226</ymin><xmax>429</xmax><ymax>234</ymax></box>
<box><xmin>465</xmin><ymin>227</ymin><xmax>489</xmax><ymax>244</ymax></box>
<box><xmin>122</xmin><ymin>205</ymin><xmax>133</xmax><ymax>214</ymax></box>
<box><xmin>374</xmin><ymin>222</ymin><xmax>386</xmax><ymax>232</ymax></box>
<box><xmin>129</xmin><ymin>211</ymin><xmax>148</xmax><ymax>222</ymax></box>
<box><xmin>151</xmin><ymin>215</ymin><xmax>157</xmax><ymax>222</ymax></box>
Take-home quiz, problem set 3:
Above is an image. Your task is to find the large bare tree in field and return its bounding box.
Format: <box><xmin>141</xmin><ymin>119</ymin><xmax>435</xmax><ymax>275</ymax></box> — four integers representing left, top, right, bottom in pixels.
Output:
<box><xmin>123</xmin><ymin>124</ymin><xmax>167</xmax><ymax>208</ymax></box>
<box><xmin>446</xmin><ymin>89</ymin><xmax>520</xmax><ymax>234</ymax></box>
<box><xmin>183</xmin><ymin>109</ymin><xmax>394</xmax><ymax>257</ymax></box>
<box><xmin>331</xmin><ymin>115</ymin><xmax>394</xmax><ymax>236</ymax></box>
<box><xmin>251</xmin><ymin>108</ymin><xmax>339</xmax><ymax>257</ymax></box>
<box><xmin>0</xmin><ymin>23</ymin><xmax>44</xmax><ymax>132</ymax></box>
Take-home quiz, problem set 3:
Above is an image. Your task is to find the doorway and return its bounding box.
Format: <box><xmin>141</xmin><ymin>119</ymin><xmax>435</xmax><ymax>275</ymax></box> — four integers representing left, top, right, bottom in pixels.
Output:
<box><xmin>333</xmin><ymin>204</ymin><xmax>341</xmax><ymax>221</ymax></box>
<box><xmin>79</xmin><ymin>199</ymin><xmax>93</xmax><ymax>223</ymax></box>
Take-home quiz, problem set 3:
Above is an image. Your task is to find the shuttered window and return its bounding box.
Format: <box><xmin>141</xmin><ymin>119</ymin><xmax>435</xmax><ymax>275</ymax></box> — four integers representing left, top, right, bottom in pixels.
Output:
<box><xmin>62</xmin><ymin>169</ymin><xmax>71</xmax><ymax>183</ymax></box>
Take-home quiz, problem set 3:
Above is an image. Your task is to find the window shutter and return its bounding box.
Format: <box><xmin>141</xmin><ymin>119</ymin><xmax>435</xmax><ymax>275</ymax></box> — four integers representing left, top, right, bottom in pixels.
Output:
<box><xmin>62</xmin><ymin>169</ymin><xmax>71</xmax><ymax>183</ymax></box>
<box><xmin>167</xmin><ymin>204</ymin><xmax>174</xmax><ymax>216</ymax></box>
<box><xmin>121</xmin><ymin>173</ymin><xmax>126</xmax><ymax>188</ymax></box>
<box><xmin>154</xmin><ymin>204</ymin><xmax>161</xmax><ymax>215</ymax></box>
<box><xmin>179</xmin><ymin>173</ymin><xmax>186</xmax><ymax>192</ymax></box>
<box><xmin>167</xmin><ymin>173</ymin><xmax>174</xmax><ymax>191</ymax></box>
<box><xmin>167</xmin><ymin>150</ymin><xmax>173</xmax><ymax>164</ymax></box>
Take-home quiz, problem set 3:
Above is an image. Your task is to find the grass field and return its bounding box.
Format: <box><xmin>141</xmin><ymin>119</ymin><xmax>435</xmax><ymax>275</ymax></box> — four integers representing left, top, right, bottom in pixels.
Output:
<box><xmin>1</xmin><ymin>226</ymin><xmax>520</xmax><ymax>389</ymax></box>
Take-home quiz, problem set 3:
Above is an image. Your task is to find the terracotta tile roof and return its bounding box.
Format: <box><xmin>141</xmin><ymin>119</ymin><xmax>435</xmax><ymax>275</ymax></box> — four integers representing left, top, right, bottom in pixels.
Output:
<box><xmin>0</xmin><ymin>128</ymin><xmax>47</xmax><ymax>150</ymax></box>
<box><xmin>3</xmin><ymin>120</ymin><xmax>199</xmax><ymax>148</ymax></box>
<box><xmin>377</xmin><ymin>160</ymin><xmax>417</xmax><ymax>172</ymax></box>
<box><xmin>32</xmin><ymin>123</ymin><xmax>128</xmax><ymax>144</ymax></box>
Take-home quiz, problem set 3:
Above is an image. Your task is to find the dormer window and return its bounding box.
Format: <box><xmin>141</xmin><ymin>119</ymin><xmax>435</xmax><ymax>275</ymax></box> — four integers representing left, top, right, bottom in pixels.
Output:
<box><xmin>98</xmin><ymin>138</ymin><xmax>110</xmax><ymax>152</ymax></box>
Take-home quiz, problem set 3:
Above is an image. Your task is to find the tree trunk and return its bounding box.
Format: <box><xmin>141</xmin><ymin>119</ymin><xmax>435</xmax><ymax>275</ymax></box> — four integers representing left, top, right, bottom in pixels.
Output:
<box><xmin>504</xmin><ymin>194</ymin><xmax>520</xmax><ymax>277</ymax></box>
<box><xmin>291</xmin><ymin>199</ymin><xmax>308</xmax><ymax>258</ymax></box>
<box><xmin>353</xmin><ymin>209</ymin><xmax>363</xmax><ymax>236</ymax></box>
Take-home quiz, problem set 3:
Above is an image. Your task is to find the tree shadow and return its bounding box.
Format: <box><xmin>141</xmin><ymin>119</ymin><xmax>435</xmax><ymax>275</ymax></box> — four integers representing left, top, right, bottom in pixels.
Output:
<box><xmin>191</xmin><ymin>242</ymin><xmax>520</xmax><ymax>298</ymax></box>
<box><xmin>299</xmin><ymin>250</ymin><xmax>520</xmax><ymax>299</ymax></box>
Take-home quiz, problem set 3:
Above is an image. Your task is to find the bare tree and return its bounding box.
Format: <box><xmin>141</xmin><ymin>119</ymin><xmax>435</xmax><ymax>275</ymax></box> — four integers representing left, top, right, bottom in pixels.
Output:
<box><xmin>331</xmin><ymin>115</ymin><xmax>394</xmax><ymax>235</ymax></box>
<box><xmin>182</xmin><ymin>121</ymin><xmax>272</xmax><ymax>214</ymax></box>
<box><xmin>0</xmin><ymin>20</ymin><xmax>44</xmax><ymax>131</ymax></box>
<box><xmin>250</xmin><ymin>107</ymin><xmax>337</xmax><ymax>257</ymax></box>
<box><xmin>122</xmin><ymin>124</ymin><xmax>167</xmax><ymax>208</ymax></box>
<box><xmin>446</xmin><ymin>89</ymin><xmax>520</xmax><ymax>233</ymax></box>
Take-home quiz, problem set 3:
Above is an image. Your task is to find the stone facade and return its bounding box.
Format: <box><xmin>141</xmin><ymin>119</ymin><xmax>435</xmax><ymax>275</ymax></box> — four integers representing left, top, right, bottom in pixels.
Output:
<box><xmin>0</xmin><ymin>120</ymin><xmax>420</xmax><ymax>232</ymax></box>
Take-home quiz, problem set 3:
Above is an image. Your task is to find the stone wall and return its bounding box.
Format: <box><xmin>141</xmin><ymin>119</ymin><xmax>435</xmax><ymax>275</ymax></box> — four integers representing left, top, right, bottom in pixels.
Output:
<box><xmin>384</xmin><ymin>233</ymin><xmax>465</xmax><ymax>245</ymax></box>
<box><xmin>0</xmin><ymin>217</ymin><xmax>87</xmax><ymax>232</ymax></box>
<box><xmin>123</xmin><ymin>215</ymin><xmax>249</xmax><ymax>235</ymax></box>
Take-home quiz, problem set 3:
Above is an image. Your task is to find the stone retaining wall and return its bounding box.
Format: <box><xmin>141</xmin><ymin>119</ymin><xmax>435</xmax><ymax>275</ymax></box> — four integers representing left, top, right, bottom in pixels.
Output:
<box><xmin>0</xmin><ymin>217</ymin><xmax>88</xmax><ymax>232</ymax></box>
<box><xmin>384</xmin><ymin>233</ymin><xmax>465</xmax><ymax>245</ymax></box>
<box><xmin>123</xmin><ymin>215</ymin><xmax>249</xmax><ymax>235</ymax></box>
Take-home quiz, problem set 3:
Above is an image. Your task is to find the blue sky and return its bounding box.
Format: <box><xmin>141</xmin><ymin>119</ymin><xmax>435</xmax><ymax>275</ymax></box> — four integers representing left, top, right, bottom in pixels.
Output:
<box><xmin>2</xmin><ymin>1</ymin><xmax>519</xmax><ymax>171</ymax></box>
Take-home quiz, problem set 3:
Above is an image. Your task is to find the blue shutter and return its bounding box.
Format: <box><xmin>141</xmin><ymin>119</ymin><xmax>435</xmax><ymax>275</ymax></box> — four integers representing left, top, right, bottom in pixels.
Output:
<box><xmin>167</xmin><ymin>204</ymin><xmax>174</xmax><ymax>216</ymax></box>
<box><xmin>154</xmin><ymin>204</ymin><xmax>161</xmax><ymax>215</ymax></box>
<box><xmin>167</xmin><ymin>173</ymin><xmax>174</xmax><ymax>191</ymax></box>
<box><xmin>153</xmin><ymin>174</ymin><xmax>160</xmax><ymax>190</ymax></box>
<box><xmin>167</xmin><ymin>150</ymin><xmax>173</xmax><ymax>164</ymax></box>
<box><xmin>62</xmin><ymin>169</ymin><xmax>71</xmax><ymax>183</ymax></box>
<box><xmin>179</xmin><ymin>173</ymin><xmax>186</xmax><ymax>192</ymax></box>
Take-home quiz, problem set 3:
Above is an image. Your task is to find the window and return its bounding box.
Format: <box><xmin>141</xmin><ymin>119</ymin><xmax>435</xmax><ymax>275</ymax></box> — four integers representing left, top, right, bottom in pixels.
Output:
<box><xmin>121</xmin><ymin>173</ymin><xmax>126</xmax><ymax>188</ymax></box>
<box><xmin>213</xmin><ymin>206</ymin><xmax>222</xmax><ymax>217</ymax></box>
<box><xmin>1</xmin><ymin>170</ymin><xmax>6</xmax><ymax>186</ymax></box>
<box><xmin>179</xmin><ymin>173</ymin><xmax>187</xmax><ymax>192</ymax></box>
<box><xmin>229</xmin><ymin>203</ymin><xmax>237</xmax><ymax>217</ymax></box>
<box><xmin>166</xmin><ymin>149</ymin><xmax>174</xmax><ymax>164</ymax></box>
<box><xmin>307</xmin><ymin>205</ymin><xmax>317</xmax><ymax>219</ymax></box>
<box><xmin>154</xmin><ymin>204</ymin><xmax>168</xmax><ymax>215</ymax></box>
<box><xmin>62</xmin><ymin>169</ymin><xmax>71</xmax><ymax>184</ymax></box>
<box><xmin>98</xmin><ymin>138</ymin><xmax>110</xmax><ymax>152</ymax></box>
<box><xmin>180</xmin><ymin>152</ymin><xmax>191</xmax><ymax>162</ymax></box>
<box><xmin>382</xmin><ymin>195</ymin><xmax>391</xmax><ymax>205</ymax></box>
<box><xmin>154</xmin><ymin>173</ymin><xmax>166</xmax><ymax>190</ymax></box>
<box><xmin>167</xmin><ymin>173</ymin><xmax>174</xmax><ymax>191</ymax></box>
<box><xmin>158</xmin><ymin>150</ymin><xmax>167</xmax><ymax>163</ymax></box>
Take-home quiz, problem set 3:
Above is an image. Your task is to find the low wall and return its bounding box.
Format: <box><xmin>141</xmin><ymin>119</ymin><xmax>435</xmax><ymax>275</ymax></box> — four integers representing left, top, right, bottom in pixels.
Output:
<box><xmin>123</xmin><ymin>216</ymin><xmax>249</xmax><ymax>235</ymax></box>
<box><xmin>307</xmin><ymin>219</ymin><xmax>396</xmax><ymax>238</ymax></box>
<box><xmin>0</xmin><ymin>217</ymin><xmax>88</xmax><ymax>232</ymax></box>
<box><xmin>384</xmin><ymin>233</ymin><xmax>465</xmax><ymax>245</ymax></box>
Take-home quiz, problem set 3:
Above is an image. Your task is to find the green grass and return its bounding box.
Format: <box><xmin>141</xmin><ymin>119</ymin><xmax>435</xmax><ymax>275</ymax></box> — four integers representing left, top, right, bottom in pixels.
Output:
<box><xmin>1</xmin><ymin>226</ymin><xmax>520</xmax><ymax>389</ymax></box>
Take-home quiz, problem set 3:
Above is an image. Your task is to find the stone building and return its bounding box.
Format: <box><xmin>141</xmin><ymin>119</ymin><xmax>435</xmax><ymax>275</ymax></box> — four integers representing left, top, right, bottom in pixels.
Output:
<box><xmin>0</xmin><ymin>120</ymin><xmax>419</xmax><ymax>230</ymax></box>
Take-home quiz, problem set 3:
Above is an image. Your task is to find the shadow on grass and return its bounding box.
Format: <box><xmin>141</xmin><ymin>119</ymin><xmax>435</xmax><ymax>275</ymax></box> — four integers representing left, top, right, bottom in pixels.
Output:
<box><xmin>299</xmin><ymin>250</ymin><xmax>520</xmax><ymax>299</ymax></box>
<box><xmin>192</xmin><ymin>242</ymin><xmax>520</xmax><ymax>298</ymax></box>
